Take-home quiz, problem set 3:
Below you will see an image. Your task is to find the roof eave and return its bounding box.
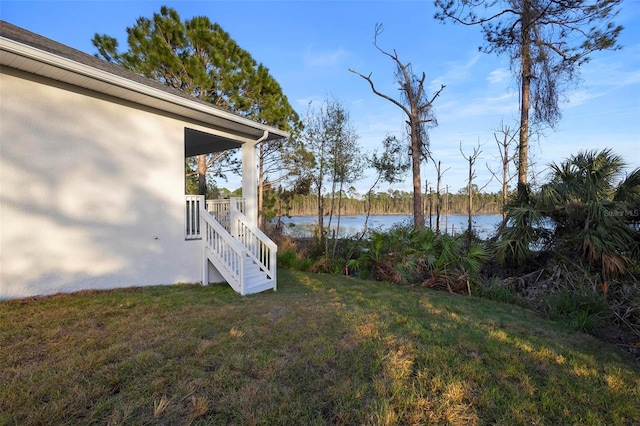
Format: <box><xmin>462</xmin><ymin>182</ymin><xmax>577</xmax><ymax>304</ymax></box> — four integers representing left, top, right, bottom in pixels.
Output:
<box><xmin>0</xmin><ymin>36</ymin><xmax>289</xmax><ymax>143</ymax></box>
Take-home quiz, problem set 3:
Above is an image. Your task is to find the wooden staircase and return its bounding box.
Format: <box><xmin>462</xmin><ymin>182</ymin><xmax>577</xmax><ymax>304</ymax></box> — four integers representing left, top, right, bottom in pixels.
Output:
<box><xmin>186</xmin><ymin>196</ymin><xmax>276</xmax><ymax>295</ymax></box>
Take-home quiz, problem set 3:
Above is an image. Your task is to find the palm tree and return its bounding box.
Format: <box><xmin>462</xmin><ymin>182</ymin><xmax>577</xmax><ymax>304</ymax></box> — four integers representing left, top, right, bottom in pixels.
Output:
<box><xmin>497</xmin><ymin>149</ymin><xmax>639</xmax><ymax>278</ymax></box>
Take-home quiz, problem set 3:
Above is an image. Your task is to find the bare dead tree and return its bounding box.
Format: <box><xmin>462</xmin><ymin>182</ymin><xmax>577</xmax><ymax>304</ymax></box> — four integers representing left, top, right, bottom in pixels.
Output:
<box><xmin>460</xmin><ymin>142</ymin><xmax>483</xmax><ymax>248</ymax></box>
<box><xmin>432</xmin><ymin>159</ymin><xmax>451</xmax><ymax>234</ymax></box>
<box><xmin>349</xmin><ymin>23</ymin><xmax>445</xmax><ymax>229</ymax></box>
<box><xmin>445</xmin><ymin>185</ymin><xmax>449</xmax><ymax>234</ymax></box>
<box><xmin>486</xmin><ymin>121</ymin><xmax>518</xmax><ymax>225</ymax></box>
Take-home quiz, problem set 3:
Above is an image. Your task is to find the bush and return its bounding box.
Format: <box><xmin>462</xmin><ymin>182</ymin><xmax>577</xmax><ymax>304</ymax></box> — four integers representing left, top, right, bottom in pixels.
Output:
<box><xmin>277</xmin><ymin>248</ymin><xmax>298</xmax><ymax>269</ymax></box>
<box><xmin>474</xmin><ymin>278</ymin><xmax>519</xmax><ymax>304</ymax></box>
<box><xmin>542</xmin><ymin>290</ymin><xmax>608</xmax><ymax>333</ymax></box>
<box><xmin>297</xmin><ymin>258</ymin><xmax>313</xmax><ymax>271</ymax></box>
<box><xmin>346</xmin><ymin>225</ymin><xmax>490</xmax><ymax>290</ymax></box>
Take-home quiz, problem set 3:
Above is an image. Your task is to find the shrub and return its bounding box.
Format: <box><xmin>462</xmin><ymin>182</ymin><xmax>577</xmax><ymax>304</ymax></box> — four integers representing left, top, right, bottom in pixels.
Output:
<box><xmin>542</xmin><ymin>289</ymin><xmax>608</xmax><ymax>333</ymax></box>
<box><xmin>277</xmin><ymin>248</ymin><xmax>298</xmax><ymax>269</ymax></box>
<box><xmin>474</xmin><ymin>278</ymin><xmax>519</xmax><ymax>304</ymax></box>
<box><xmin>347</xmin><ymin>225</ymin><xmax>490</xmax><ymax>290</ymax></box>
<box><xmin>297</xmin><ymin>258</ymin><xmax>313</xmax><ymax>271</ymax></box>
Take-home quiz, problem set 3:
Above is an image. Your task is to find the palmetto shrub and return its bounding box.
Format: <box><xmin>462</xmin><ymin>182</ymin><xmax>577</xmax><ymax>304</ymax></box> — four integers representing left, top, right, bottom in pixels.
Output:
<box><xmin>496</xmin><ymin>149</ymin><xmax>640</xmax><ymax>280</ymax></box>
<box><xmin>494</xmin><ymin>149</ymin><xmax>640</xmax><ymax>342</ymax></box>
<box><xmin>542</xmin><ymin>289</ymin><xmax>608</xmax><ymax>333</ymax></box>
<box><xmin>348</xmin><ymin>225</ymin><xmax>489</xmax><ymax>292</ymax></box>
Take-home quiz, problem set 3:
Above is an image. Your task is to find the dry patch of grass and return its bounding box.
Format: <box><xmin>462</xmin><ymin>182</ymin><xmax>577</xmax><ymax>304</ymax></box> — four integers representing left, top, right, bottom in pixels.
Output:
<box><xmin>1</xmin><ymin>271</ymin><xmax>639</xmax><ymax>425</ymax></box>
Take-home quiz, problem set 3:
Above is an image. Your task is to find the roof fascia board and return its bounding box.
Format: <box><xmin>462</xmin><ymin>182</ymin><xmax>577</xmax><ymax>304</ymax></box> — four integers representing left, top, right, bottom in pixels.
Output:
<box><xmin>0</xmin><ymin>36</ymin><xmax>289</xmax><ymax>140</ymax></box>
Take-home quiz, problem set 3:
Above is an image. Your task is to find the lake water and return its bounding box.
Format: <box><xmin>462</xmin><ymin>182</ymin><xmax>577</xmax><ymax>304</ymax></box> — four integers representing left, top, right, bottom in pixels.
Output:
<box><xmin>277</xmin><ymin>214</ymin><xmax>503</xmax><ymax>240</ymax></box>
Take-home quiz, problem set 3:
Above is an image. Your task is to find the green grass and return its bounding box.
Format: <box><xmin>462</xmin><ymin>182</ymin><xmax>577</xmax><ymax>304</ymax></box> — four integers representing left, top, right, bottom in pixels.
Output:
<box><xmin>1</xmin><ymin>271</ymin><xmax>638</xmax><ymax>425</ymax></box>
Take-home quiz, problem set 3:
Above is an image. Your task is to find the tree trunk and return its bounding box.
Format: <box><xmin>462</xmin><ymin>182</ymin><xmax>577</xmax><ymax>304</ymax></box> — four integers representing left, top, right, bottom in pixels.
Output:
<box><xmin>332</xmin><ymin>184</ymin><xmax>344</xmax><ymax>258</ymax></box>
<box><xmin>316</xmin><ymin>187</ymin><xmax>324</xmax><ymax>248</ymax></box>
<box><xmin>518</xmin><ymin>0</ymin><xmax>532</xmax><ymax>197</ymax></box>
<box><xmin>436</xmin><ymin>161</ymin><xmax>442</xmax><ymax>234</ymax></box>
<box><xmin>197</xmin><ymin>154</ymin><xmax>207</xmax><ymax>196</ymax></box>
<box><xmin>411</xmin><ymin>122</ymin><xmax>424</xmax><ymax>228</ymax></box>
<box><xmin>468</xmin><ymin>157</ymin><xmax>473</xmax><ymax>247</ymax></box>
<box><xmin>502</xmin><ymin>146</ymin><xmax>509</xmax><ymax>225</ymax></box>
<box><xmin>427</xmin><ymin>182</ymin><xmax>432</xmax><ymax>229</ymax></box>
<box><xmin>445</xmin><ymin>186</ymin><xmax>449</xmax><ymax>234</ymax></box>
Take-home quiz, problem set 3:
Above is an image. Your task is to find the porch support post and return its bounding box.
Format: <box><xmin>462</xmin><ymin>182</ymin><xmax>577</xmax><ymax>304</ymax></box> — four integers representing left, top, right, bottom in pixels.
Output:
<box><xmin>241</xmin><ymin>142</ymin><xmax>257</xmax><ymax>227</ymax></box>
<box><xmin>241</xmin><ymin>131</ymin><xmax>268</xmax><ymax>227</ymax></box>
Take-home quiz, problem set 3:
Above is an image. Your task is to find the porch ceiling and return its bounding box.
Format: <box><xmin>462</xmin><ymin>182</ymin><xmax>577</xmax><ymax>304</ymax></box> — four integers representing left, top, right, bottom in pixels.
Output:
<box><xmin>185</xmin><ymin>128</ymin><xmax>241</xmax><ymax>157</ymax></box>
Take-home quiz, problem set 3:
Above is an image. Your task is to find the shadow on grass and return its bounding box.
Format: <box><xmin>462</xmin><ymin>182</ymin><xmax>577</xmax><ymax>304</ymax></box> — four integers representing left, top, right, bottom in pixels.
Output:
<box><xmin>1</xmin><ymin>270</ymin><xmax>638</xmax><ymax>425</ymax></box>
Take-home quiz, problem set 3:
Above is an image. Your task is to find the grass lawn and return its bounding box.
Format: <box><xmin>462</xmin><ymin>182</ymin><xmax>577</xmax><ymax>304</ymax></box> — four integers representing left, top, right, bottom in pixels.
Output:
<box><xmin>1</xmin><ymin>270</ymin><xmax>639</xmax><ymax>425</ymax></box>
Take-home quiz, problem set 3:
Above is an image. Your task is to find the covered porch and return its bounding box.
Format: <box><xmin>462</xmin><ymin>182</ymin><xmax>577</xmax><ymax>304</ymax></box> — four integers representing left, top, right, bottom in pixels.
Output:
<box><xmin>183</xmin><ymin>127</ymin><xmax>280</xmax><ymax>295</ymax></box>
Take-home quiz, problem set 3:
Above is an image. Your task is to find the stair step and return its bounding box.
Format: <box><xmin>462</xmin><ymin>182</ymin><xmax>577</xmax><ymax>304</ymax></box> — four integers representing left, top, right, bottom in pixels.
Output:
<box><xmin>245</xmin><ymin>278</ymin><xmax>275</xmax><ymax>294</ymax></box>
<box><xmin>246</xmin><ymin>270</ymin><xmax>268</xmax><ymax>282</ymax></box>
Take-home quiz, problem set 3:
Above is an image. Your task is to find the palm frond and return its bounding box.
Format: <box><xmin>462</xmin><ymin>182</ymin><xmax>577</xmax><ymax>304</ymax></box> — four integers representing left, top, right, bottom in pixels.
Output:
<box><xmin>613</xmin><ymin>167</ymin><xmax>640</xmax><ymax>206</ymax></box>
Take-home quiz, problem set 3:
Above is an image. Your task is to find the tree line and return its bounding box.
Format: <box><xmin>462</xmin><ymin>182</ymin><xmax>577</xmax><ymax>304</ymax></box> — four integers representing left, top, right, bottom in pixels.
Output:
<box><xmin>278</xmin><ymin>191</ymin><xmax>503</xmax><ymax>217</ymax></box>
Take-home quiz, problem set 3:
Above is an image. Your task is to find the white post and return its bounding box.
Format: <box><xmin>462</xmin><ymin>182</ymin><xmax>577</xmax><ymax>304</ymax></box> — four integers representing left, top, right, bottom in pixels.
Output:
<box><xmin>230</xmin><ymin>198</ymin><xmax>239</xmax><ymax>239</ymax></box>
<box><xmin>242</xmin><ymin>140</ymin><xmax>259</xmax><ymax>228</ymax></box>
<box><xmin>201</xmin><ymin>205</ymin><xmax>209</xmax><ymax>285</ymax></box>
<box><xmin>202</xmin><ymin>234</ymin><xmax>209</xmax><ymax>285</ymax></box>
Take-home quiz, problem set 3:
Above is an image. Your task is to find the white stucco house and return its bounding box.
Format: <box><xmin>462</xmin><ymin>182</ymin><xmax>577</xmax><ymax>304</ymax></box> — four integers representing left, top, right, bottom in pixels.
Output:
<box><xmin>0</xmin><ymin>21</ymin><xmax>285</xmax><ymax>299</ymax></box>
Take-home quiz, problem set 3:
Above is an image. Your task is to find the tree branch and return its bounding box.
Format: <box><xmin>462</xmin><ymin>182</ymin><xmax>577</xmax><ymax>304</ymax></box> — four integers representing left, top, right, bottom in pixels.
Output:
<box><xmin>425</xmin><ymin>84</ymin><xmax>446</xmax><ymax>108</ymax></box>
<box><xmin>436</xmin><ymin>5</ymin><xmax>519</xmax><ymax>26</ymax></box>
<box><xmin>348</xmin><ymin>68</ymin><xmax>411</xmax><ymax>117</ymax></box>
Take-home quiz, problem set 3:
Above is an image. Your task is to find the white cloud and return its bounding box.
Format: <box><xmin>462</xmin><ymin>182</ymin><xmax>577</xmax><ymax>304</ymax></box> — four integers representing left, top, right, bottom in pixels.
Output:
<box><xmin>581</xmin><ymin>42</ymin><xmax>640</xmax><ymax>88</ymax></box>
<box><xmin>565</xmin><ymin>89</ymin><xmax>599</xmax><ymax>107</ymax></box>
<box><xmin>303</xmin><ymin>46</ymin><xmax>349</xmax><ymax>68</ymax></box>
<box><xmin>438</xmin><ymin>92</ymin><xmax>518</xmax><ymax>123</ymax></box>
<box><xmin>556</xmin><ymin>42</ymin><xmax>640</xmax><ymax>111</ymax></box>
<box><xmin>429</xmin><ymin>52</ymin><xmax>482</xmax><ymax>92</ymax></box>
<box><xmin>486</xmin><ymin>67</ymin><xmax>510</xmax><ymax>84</ymax></box>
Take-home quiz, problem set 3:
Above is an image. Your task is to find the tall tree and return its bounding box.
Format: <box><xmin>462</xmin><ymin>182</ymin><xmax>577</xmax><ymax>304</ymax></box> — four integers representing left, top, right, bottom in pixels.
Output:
<box><xmin>435</xmin><ymin>0</ymin><xmax>623</xmax><ymax>197</ymax></box>
<box><xmin>431</xmin><ymin>159</ymin><xmax>451</xmax><ymax>234</ymax></box>
<box><xmin>361</xmin><ymin>135</ymin><xmax>411</xmax><ymax>236</ymax></box>
<box><xmin>460</xmin><ymin>143</ymin><xmax>482</xmax><ymax>248</ymax></box>
<box><xmin>92</xmin><ymin>6</ymin><xmax>299</xmax><ymax>198</ymax></box>
<box><xmin>299</xmin><ymin>102</ymin><xmax>329</xmax><ymax>246</ymax></box>
<box><xmin>324</xmin><ymin>103</ymin><xmax>363</xmax><ymax>257</ymax></box>
<box><xmin>486</xmin><ymin>121</ymin><xmax>518</xmax><ymax>225</ymax></box>
<box><xmin>350</xmin><ymin>23</ymin><xmax>445</xmax><ymax>229</ymax></box>
<box><xmin>299</xmin><ymin>97</ymin><xmax>363</xmax><ymax>252</ymax></box>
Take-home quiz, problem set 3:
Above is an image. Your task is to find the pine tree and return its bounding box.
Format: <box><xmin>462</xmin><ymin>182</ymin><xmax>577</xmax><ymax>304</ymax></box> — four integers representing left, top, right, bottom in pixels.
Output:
<box><xmin>435</xmin><ymin>0</ymin><xmax>623</xmax><ymax>197</ymax></box>
<box><xmin>93</xmin><ymin>6</ymin><xmax>299</xmax><ymax>201</ymax></box>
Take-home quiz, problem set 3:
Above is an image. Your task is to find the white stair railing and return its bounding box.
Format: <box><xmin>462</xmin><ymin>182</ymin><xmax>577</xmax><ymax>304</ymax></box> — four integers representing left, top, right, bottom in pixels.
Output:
<box><xmin>206</xmin><ymin>199</ymin><xmax>231</xmax><ymax>232</ymax></box>
<box><xmin>187</xmin><ymin>196</ymin><xmax>276</xmax><ymax>295</ymax></box>
<box><xmin>229</xmin><ymin>198</ymin><xmax>277</xmax><ymax>285</ymax></box>
<box><xmin>185</xmin><ymin>195</ymin><xmax>204</xmax><ymax>240</ymax></box>
<box><xmin>205</xmin><ymin>198</ymin><xmax>246</xmax><ymax>233</ymax></box>
<box><xmin>200</xmin><ymin>205</ymin><xmax>245</xmax><ymax>294</ymax></box>
<box><xmin>231</xmin><ymin>197</ymin><xmax>246</xmax><ymax>215</ymax></box>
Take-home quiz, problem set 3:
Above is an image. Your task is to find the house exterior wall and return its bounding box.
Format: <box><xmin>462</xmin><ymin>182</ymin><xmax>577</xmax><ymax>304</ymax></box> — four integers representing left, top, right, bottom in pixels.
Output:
<box><xmin>0</xmin><ymin>68</ymin><xmax>209</xmax><ymax>298</ymax></box>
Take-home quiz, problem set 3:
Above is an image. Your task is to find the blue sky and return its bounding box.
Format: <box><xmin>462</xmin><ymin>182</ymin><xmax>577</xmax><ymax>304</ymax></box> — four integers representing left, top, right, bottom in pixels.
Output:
<box><xmin>3</xmin><ymin>0</ymin><xmax>639</xmax><ymax>195</ymax></box>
